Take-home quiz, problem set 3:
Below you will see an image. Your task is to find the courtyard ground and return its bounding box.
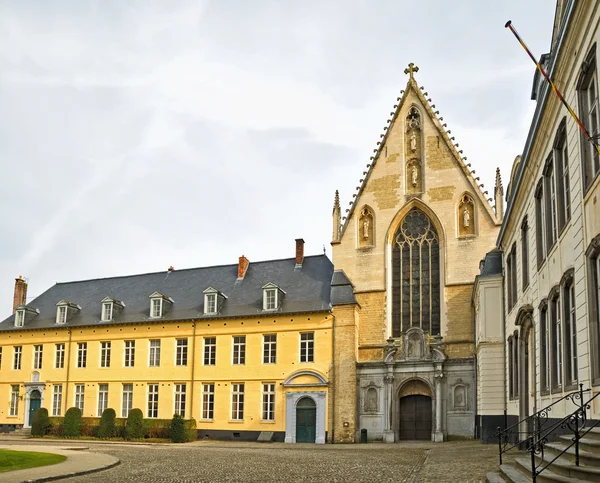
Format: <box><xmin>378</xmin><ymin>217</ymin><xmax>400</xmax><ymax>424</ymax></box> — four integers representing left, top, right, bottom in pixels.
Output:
<box><xmin>1</xmin><ymin>439</ymin><xmax>521</xmax><ymax>482</ymax></box>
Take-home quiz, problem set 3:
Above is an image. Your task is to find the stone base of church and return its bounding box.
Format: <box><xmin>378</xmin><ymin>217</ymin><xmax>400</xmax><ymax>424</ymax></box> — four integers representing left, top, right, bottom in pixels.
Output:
<box><xmin>433</xmin><ymin>430</ymin><xmax>444</xmax><ymax>442</ymax></box>
<box><xmin>383</xmin><ymin>429</ymin><xmax>395</xmax><ymax>443</ymax></box>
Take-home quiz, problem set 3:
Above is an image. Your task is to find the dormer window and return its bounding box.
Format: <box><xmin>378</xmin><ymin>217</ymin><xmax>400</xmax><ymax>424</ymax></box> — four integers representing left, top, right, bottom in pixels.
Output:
<box><xmin>149</xmin><ymin>292</ymin><xmax>173</xmax><ymax>319</ymax></box>
<box><xmin>57</xmin><ymin>306</ymin><xmax>67</xmax><ymax>324</ymax></box>
<box><xmin>55</xmin><ymin>300</ymin><xmax>81</xmax><ymax>325</ymax></box>
<box><xmin>262</xmin><ymin>283</ymin><xmax>285</xmax><ymax>311</ymax></box>
<box><xmin>100</xmin><ymin>297</ymin><xmax>124</xmax><ymax>322</ymax></box>
<box><xmin>203</xmin><ymin>287</ymin><xmax>227</xmax><ymax>315</ymax></box>
<box><xmin>102</xmin><ymin>302</ymin><xmax>113</xmax><ymax>322</ymax></box>
<box><xmin>15</xmin><ymin>310</ymin><xmax>25</xmax><ymax>327</ymax></box>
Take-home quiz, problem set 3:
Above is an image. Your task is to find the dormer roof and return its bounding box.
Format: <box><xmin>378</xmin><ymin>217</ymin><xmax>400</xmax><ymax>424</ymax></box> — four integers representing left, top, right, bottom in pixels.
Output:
<box><xmin>203</xmin><ymin>287</ymin><xmax>228</xmax><ymax>298</ymax></box>
<box><xmin>262</xmin><ymin>282</ymin><xmax>286</xmax><ymax>294</ymax></box>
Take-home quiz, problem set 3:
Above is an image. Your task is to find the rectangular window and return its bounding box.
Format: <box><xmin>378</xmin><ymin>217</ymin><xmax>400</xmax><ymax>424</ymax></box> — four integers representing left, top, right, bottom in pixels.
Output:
<box><xmin>75</xmin><ymin>384</ymin><xmax>85</xmax><ymax>412</ymax></box>
<box><xmin>15</xmin><ymin>310</ymin><xmax>24</xmax><ymax>327</ymax></box>
<box><xmin>300</xmin><ymin>332</ymin><xmax>314</xmax><ymax>363</ymax></box>
<box><xmin>174</xmin><ymin>383</ymin><xmax>186</xmax><ymax>417</ymax></box>
<box><xmin>565</xmin><ymin>282</ymin><xmax>577</xmax><ymax>386</ymax></box>
<box><xmin>175</xmin><ymin>338</ymin><xmax>188</xmax><ymax>366</ymax></box>
<box><xmin>98</xmin><ymin>384</ymin><xmax>108</xmax><ymax>417</ymax></box>
<box><xmin>100</xmin><ymin>341</ymin><xmax>111</xmax><ymax>368</ymax></box>
<box><xmin>9</xmin><ymin>385</ymin><xmax>19</xmax><ymax>416</ymax></box>
<box><xmin>124</xmin><ymin>340</ymin><xmax>135</xmax><ymax>367</ymax></box>
<box><xmin>506</xmin><ymin>245</ymin><xmax>517</xmax><ymax>310</ymax></box>
<box><xmin>233</xmin><ymin>336</ymin><xmax>246</xmax><ymax>365</ymax></box>
<box><xmin>33</xmin><ymin>344</ymin><xmax>43</xmax><ymax>370</ymax></box>
<box><xmin>555</xmin><ymin>130</ymin><xmax>571</xmax><ymax>230</ymax></box>
<box><xmin>265</xmin><ymin>289</ymin><xmax>277</xmax><ymax>310</ymax></box>
<box><xmin>263</xmin><ymin>334</ymin><xmax>277</xmax><ymax>364</ymax></box>
<box><xmin>55</xmin><ymin>343</ymin><xmax>65</xmax><ymax>369</ymax></box>
<box><xmin>57</xmin><ymin>306</ymin><xmax>67</xmax><ymax>324</ymax></box>
<box><xmin>508</xmin><ymin>337</ymin><xmax>514</xmax><ymax>399</ymax></box>
<box><xmin>147</xmin><ymin>384</ymin><xmax>159</xmax><ymax>418</ymax></box>
<box><xmin>204</xmin><ymin>337</ymin><xmax>216</xmax><ymax>366</ymax></box>
<box><xmin>0</xmin><ymin>347</ymin><xmax>2</xmax><ymax>369</ymax></box>
<box><xmin>231</xmin><ymin>383</ymin><xmax>244</xmax><ymax>420</ymax></box>
<box><xmin>52</xmin><ymin>385</ymin><xmax>62</xmax><ymax>417</ymax></box>
<box><xmin>535</xmin><ymin>181</ymin><xmax>546</xmax><ymax>266</ymax></box>
<box><xmin>77</xmin><ymin>342</ymin><xmax>87</xmax><ymax>368</ymax></box>
<box><xmin>551</xmin><ymin>297</ymin><xmax>563</xmax><ymax>389</ymax></box>
<box><xmin>122</xmin><ymin>384</ymin><xmax>133</xmax><ymax>418</ymax></box>
<box><xmin>151</xmin><ymin>299</ymin><xmax>162</xmax><ymax>318</ymax></box>
<box><xmin>149</xmin><ymin>340</ymin><xmax>161</xmax><ymax>367</ymax></box>
<box><xmin>262</xmin><ymin>383</ymin><xmax>275</xmax><ymax>421</ymax></box>
<box><xmin>202</xmin><ymin>383</ymin><xmax>215</xmax><ymax>420</ymax></box>
<box><xmin>540</xmin><ymin>307</ymin><xmax>550</xmax><ymax>391</ymax></box>
<box><xmin>205</xmin><ymin>293</ymin><xmax>217</xmax><ymax>314</ymax></box>
<box><xmin>102</xmin><ymin>302</ymin><xmax>113</xmax><ymax>322</ymax></box>
<box><xmin>579</xmin><ymin>54</ymin><xmax>599</xmax><ymax>189</ymax></box>
<box><xmin>13</xmin><ymin>346</ymin><xmax>22</xmax><ymax>370</ymax></box>
<box><xmin>546</xmin><ymin>161</ymin><xmax>558</xmax><ymax>248</ymax></box>
<box><xmin>521</xmin><ymin>219</ymin><xmax>529</xmax><ymax>290</ymax></box>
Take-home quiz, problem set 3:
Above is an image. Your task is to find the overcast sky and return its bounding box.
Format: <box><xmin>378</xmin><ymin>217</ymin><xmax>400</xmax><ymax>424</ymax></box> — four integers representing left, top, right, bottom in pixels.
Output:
<box><xmin>0</xmin><ymin>0</ymin><xmax>555</xmax><ymax>314</ymax></box>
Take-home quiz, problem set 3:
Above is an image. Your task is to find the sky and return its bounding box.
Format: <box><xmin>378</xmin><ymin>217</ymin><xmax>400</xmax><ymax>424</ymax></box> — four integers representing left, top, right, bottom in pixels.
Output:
<box><xmin>0</xmin><ymin>0</ymin><xmax>556</xmax><ymax>314</ymax></box>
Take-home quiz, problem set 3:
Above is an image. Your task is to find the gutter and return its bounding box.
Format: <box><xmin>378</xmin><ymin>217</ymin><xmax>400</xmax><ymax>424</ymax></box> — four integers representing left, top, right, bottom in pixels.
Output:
<box><xmin>496</xmin><ymin>0</ymin><xmax>575</xmax><ymax>246</ymax></box>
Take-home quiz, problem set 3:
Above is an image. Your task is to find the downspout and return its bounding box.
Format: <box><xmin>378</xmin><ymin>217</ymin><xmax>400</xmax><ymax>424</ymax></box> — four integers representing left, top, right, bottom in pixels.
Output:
<box><xmin>330</xmin><ymin>311</ymin><xmax>335</xmax><ymax>443</ymax></box>
<box><xmin>472</xmin><ymin>282</ymin><xmax>478</xmax><ymax>439</ymax></box>
<box><xmin>190</xmin><ymin>323</ymin><xmax>197</xmax><ymax>418</ymax></box>
<box><xmin>501</xmin><ymin>267</ymin><xmax>508</xmax><ymax>430</ymax></box>
<box><xmin>64</xmin><ymin>329</ymin><xmax>72</xmax><ymax>414</ymax></box>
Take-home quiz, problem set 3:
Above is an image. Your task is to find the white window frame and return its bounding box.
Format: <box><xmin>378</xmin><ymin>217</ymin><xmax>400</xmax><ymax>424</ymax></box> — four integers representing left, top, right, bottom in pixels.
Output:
<box><xmin>122</xmin><ymin>384</ymin><xmax>133</xmax><ymax>418</ymax></box>
<box><xmin>149</xmin><ymin>340</ymin><xmax>161</xmax><ymax>367</ymax></box>
<box><xmin>13</xmin><ymin>346</ymin><xmax>22</xmax><ymax>370</ymax></box>
<box><xmin>100</xmin><ymin>341</ymin><xmax>111</xmax><ymax>368</ymax></box>
<box><xmin>52</xmin><ymin>385</ymin><xmax>62</xmax><ymax>417</ymax></box>
<box><xmin>262</xmin><ymin>383</ymin><xmax>275</xmax><ymax>421</ymax></box>
<box><xmin>0</xmin><ymin>347</ymin><xmax>2</xmax><ymax>370</ymax></box>
<box><xmin>548</xmin><ymin>163</ymin><xmax>557</xmax><ymax>246</ymax></box>
<box><xmin>33</xmin><ymin>344</ymin><xmax>43</xmax><ymax>370</ymax></box>
<box><xmin>204</xmin><ymin>293</ymin><xmax>217</xmax><ymax>315</ymax></box>
<box><xmin>98</xmin><ymin>384</ymin><xmax>109</xmax><ymax>417</ymax></box>
<box><xmin>151</xmin><ymin>298</ymin><xmax>163</xmax><ymax>318</ymax></box>
<box><xmin>264</xmin><ymin>288</ymin><xmax>278</xmax><ymax>311</ymax></box>
<box><xmin>203</xmin><ymin>337</ymin><xmax>216</xmax><ymax>366</ymax></box>
<box><xmin>232</xmin><ymin>336</ymin><xmax>246</xmax><ymax>365</ymax></box>
<box><xmin>231</xmin><ymin>383</ymin><xmax>244</xmax><ymax>421</ymax></box>
<box><xmin>175</xmin><ymin>338</ymin><xmax>188</xmax><ymax>366</ymax></box>
<box><xmin>585</xmin><ymin>71</ymin><xmax>599</xmax><ymax>181</ymax></box>
<box><xmin>147</xmin><ymin>384</ymin><xmax>159</xmax><ymax>418</ymax></box>
<box><xmin>202</xmin><ymin>383</ymin><xmax>215</xmax><ymax>421</ymax></box>
<box><xmin>74</xmin><ymin>384</ymin><xmax>85</xmax><ymax>412</ymax></box>
<box><xmin>102</xmin><ymin>302</ymin><xmax>113</xmax><ymax>322</ymax></box>
<box><xmin>15</xmin><ymin>310</ymin><xmax>25</xmax><ymax>327</ymax></box>
<box><xmin>263</xmin><ymin>334</ymin><xmax>277</xmax><ymax>364</ymax></box>
<box><xmin>55</xmin><ymin>343</ymin><xmax>65</xmax><ymax>369</ymax></box>
<box><xmin>567</xmin><ymin>283</ymin><xmax>578</xmax><ymax>384</ymax></box>
<box><xmin>9</xmin><ymin>385</ymin><xmax>19</xmax><ymax>416</ymax></box>
<box><xmin>174</xmin><ymin>383</ymin><xmax>186</xmax><ymax>417</ymax></box>
<box><xmin>77</xmin><ymin>342</ymin><xmax>87</xmax><ymax>368</ymax></box>
<box><xmin>56</xmin><ymin>305</ymin><xmax>67</xmax><ymax>325</ymax></box>
<box><xmin>300</xmin><ymin>332</ymin><xmax>314</xmax><ymax>363</ymax></box>
<box><xmin>124</xmin><ymin>340</ymin><xmax>135</xmax><ymax>367</ymax></box>
<box><xmin>556</xmin><ymin>297</ymin><xmax>563</xmax><ymax>388</ymax></box>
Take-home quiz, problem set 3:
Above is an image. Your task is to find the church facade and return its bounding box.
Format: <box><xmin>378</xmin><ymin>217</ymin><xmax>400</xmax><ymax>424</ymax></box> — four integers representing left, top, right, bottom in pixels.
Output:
<box><xmin>330</xmin><ymin>65</ymin><xmax>502</xmax><ymax>443</ymax></box>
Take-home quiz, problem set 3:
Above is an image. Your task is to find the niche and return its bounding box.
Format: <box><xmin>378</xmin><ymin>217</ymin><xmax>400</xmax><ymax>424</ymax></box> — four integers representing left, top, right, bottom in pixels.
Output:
<box><xmin>458</xmin><ymin>194</ymin><xmax>475</xmax><ymax>237</ymax></box>
<box><xmin>358</xmin><ymin>206</ymin><xmax>375</xmax><ymax>247</ymax></box>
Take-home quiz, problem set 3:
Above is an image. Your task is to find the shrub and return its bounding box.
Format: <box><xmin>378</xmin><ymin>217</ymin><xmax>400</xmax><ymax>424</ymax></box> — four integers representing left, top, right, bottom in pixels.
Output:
<box><xmin>31</xmin><ymin>407</ymin><xmax>51</xmax><ymax>437</ymax></box>
<box><xmin>124</xmin><ymin>408</ymin><xmax>145</xmax><ymax>440</ymax></box>
<box><xmin>63</xmin><ymin>407</ymin><xmax>82</xmax><ymax>438</ymax></box>
<box><xmin>170</xmin><ymin>414</ymin><xmax>186</xmax><ymax>443</ymax></box>
<box><xmin>185</xmin><ymin>418</ymin><xmax>197</xmax><ymax>442</ymax></box>
<box><xmin>97</xmin><ymin>408</ymin><xmax>117</xmax><ymax>439</ymax></box>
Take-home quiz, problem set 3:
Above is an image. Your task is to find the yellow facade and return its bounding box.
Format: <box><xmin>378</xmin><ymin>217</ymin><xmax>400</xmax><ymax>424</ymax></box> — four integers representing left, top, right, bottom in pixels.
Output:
<box><xmin>0</xmin><ymin>314</ymin><xmax>332</xmax><ymax>439</ymax></box>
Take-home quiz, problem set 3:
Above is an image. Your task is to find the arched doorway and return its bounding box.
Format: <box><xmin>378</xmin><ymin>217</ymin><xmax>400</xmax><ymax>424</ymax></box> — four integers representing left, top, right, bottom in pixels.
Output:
<box><xmin>28</xmin><ymin>390</ymin><xmax>41</xmax><ymax>427</ymax></box>
<box><xmin>295</xmin><ymin>397</ymin><xmax>316</xmax><ymax>443</ymax></box>
<box><xmin>398</xmin><ymin>379</ymin><xmax>433</xmax><ymax>441</ymax></box>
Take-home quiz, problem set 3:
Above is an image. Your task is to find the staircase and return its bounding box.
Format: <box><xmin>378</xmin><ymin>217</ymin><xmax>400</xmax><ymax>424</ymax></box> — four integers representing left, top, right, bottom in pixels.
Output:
<box><xmin>487</xmin><ymin>386</ymin><xmax>600</xmax><ymax>482</ymax></box>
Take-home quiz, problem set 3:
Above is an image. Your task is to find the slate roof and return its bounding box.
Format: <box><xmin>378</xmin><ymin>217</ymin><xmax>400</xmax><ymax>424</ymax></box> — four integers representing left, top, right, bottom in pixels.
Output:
<box><xmin>478</xmin><ymin>249</ymin><xmax>503</xmax><ymax>277</ymax></box>
<box><xmin>0</xmin><ymin>255</ymin><xmax>335</xmax><ymax>331</ymax></box>
<box><xmin>330</xmin><ymin>270</ymin><xmax>357</xmax><ymax>306</ymax></box>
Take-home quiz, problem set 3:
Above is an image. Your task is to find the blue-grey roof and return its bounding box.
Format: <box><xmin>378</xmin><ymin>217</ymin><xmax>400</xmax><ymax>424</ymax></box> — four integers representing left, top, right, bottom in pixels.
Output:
<box><xmin>0</xmin><ymin>255</ymin><xmax>334</xmax><ymax>331</ymax></box>
<box><xmin>330</xmin><ymin>270</ymin><xmax>357</xmax><ymax>306</ymax></box>
<box><xmin>479</xmin><ymin>249</ymin><xmax>503</xmax><ymax>277</ymax></box>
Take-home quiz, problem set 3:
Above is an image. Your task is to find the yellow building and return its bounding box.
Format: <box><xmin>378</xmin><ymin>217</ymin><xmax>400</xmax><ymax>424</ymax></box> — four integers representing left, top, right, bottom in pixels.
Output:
<box><xmin>0</xmin><ymin>240</ymin><xmax>334</xmax><ymax>443</ymax></box>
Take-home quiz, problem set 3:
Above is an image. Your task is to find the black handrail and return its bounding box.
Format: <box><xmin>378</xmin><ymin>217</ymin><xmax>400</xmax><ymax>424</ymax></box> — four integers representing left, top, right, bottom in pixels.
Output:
<box><xmin>497</xmin><ymin>384</ymin><xmax>588</xmax><ymax>464</ymax></box>
<box><xmin>527</xmin><ymin>388</ymin><xmax>600</xmax><ymax>483</ymax></box>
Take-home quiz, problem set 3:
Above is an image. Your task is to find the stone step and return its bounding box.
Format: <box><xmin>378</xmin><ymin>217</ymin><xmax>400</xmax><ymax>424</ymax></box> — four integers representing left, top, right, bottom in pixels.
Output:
<box><xmin>516</xmin><ymin>455</ymin><xmax>600</xmax><ymax>482</ymax></box>
<box><xmin>499</xmin><ymin>463</ymin><xmax>532</xmax><ymax>482</ymax></box>
<box><xmin>486</xmin><ymin>471</ymin><xmax>510</xmax><ymax>483</ymax></box>
<box><xmin>545</xmin><ymin>442</ymin><xmax>600</xmax><ymax>468</ymax></box>
<box><xmin>559</xmin><ymin>435</ymin><xmax>600</xmax><ymax>454</ymax></box>
<box><xmin>583</xmin><ymin>428</ymin><xmax>600</xmax><ymax>442</ymax></box>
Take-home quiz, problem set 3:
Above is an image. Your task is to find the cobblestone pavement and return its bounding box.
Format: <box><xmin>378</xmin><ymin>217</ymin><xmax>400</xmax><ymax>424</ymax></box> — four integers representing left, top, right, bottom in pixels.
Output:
<box><xmin>3</xmin><ymin>439</ymin><xmax>521</xmax><ymax>483</ymax></box>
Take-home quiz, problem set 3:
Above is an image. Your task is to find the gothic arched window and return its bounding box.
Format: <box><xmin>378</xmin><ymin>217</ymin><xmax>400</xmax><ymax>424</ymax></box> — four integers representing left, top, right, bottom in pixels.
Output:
<box><xmin>392</xmin><ymin>208</ymin><xmax>440</xmax><ymax>336</ymax></box>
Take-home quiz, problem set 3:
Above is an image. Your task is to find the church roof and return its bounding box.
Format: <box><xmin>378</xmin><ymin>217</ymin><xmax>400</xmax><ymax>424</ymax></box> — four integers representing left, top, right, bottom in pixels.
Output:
<box><xmin>340</xmin><ymin>64</ymin><xmax>499</xmax><ymax>236</ymax></box>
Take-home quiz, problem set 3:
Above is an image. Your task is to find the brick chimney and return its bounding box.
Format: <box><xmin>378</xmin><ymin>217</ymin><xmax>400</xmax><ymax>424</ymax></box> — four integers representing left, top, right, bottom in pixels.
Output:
<box><xmin>13</xmin><ymin>276</ymin><xmax>27</xmax><ymax>313</ymax></box>
<box><xmin>237</xmin><ymin>255</ymin><xmax>249</xmax><ymax>280</ymax></box>
<box><xmin>295</xmin><ymin>238</ymin><xmax>305</xmax><ymax>267</ymax></box>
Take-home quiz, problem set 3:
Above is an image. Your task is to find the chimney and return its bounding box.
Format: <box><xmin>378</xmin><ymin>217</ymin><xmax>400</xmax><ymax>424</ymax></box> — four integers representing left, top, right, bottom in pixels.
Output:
<box><xmin>13</xmin><ymin>276</ymin><xmax>27</xmax><ymax>313</ymax></box>
<box><xmin>237</xmin><ymin>255</ymin><xmax>249</xmax><ymax>280</ymax></box>
<box><xmin>295</xmin><ymin>238</ymin><xmax>305</xmax><ymax>267</ymax></box>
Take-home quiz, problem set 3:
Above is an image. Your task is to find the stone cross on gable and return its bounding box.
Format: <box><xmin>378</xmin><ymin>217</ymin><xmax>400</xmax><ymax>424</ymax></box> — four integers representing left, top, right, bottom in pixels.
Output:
<box><xmin>404</xmin><ymin>63</ymin><xmax>419</xmax><ymax>78</ymax></box>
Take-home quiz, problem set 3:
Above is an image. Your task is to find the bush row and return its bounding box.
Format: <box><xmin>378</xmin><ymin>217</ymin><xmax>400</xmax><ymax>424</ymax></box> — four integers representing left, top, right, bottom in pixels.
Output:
<box><xmin>36</xmin><ymin>408</ymin><xmax>196</xmax><ymax>442</ymax></box>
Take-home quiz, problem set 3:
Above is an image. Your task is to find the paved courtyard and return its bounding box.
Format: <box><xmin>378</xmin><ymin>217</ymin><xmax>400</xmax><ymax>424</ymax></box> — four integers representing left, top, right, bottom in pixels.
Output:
<box><xmin>2</xmin><ymin>439</ymin><xmax>520</xmax><ymax>482</ymax></box>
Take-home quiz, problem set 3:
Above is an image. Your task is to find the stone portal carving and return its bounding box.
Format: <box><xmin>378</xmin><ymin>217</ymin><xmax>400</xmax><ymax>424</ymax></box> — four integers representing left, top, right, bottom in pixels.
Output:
<box><xmin>405</xmin><ymin>107</ymin><xmax>422</xmax><ymax>195</ymax></box>
<box><xmin>458</xmin><ymin>194</ymin><xmax>475</xmax><ymax>237</ymax></box>
<box><xmin>31</xmin><ymin>371</ymin><xmax>39</xmax><ymax>383</ymax></box>
<box><xmin>364</xmin><ymin>387</ymin><xmax>379</xmax><ymax>413</ymax></box>
<box><xmin>450</xmin><ymin>378</ymin><xmax>470</xmax><ymax>411</ymax></box>
<box><xmin>358</xmin><ymin>206</ymin><xmax>374</xmax><ymax>247</ymax></box>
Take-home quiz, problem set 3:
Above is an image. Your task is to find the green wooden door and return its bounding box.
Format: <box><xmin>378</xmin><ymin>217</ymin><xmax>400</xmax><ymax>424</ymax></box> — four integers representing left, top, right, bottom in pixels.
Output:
<box><xmin>296</xmin><ymin>397</ymin><xmax>316</xmax><ymax>443</ymax></box>
<box><xmin>28</xmin><ymin>390</ymin><xmax>41</xmax><ymax>427</ymax></box>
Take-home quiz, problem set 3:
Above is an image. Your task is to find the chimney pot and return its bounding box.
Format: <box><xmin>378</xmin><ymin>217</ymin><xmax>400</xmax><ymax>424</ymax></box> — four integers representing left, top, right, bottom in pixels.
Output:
<box><xmin>13</xmin><ymin>276</ymin><xmax>28</xmax><ymax>313</ymax></box>
<box><xmin>237</xmin><ymin>255</ymin><xmax>249</xmax><ymax>280</ymax></box>
<box><xmin>295</xmin><ymin>238</ymin><xmax>305</xmax><ymax>267</ymax></box>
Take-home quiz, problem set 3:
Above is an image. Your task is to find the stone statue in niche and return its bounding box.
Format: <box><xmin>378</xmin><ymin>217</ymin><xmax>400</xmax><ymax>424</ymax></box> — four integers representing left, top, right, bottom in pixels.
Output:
<box><xmin>365</xmin><ymin>387</ymin><xmax>378</xmax><ymax>412</ymax></box>
<box><xmin>463</xmin><ymin>208</ymin><xmax>470</xmax><ymax>228</ymax></box>
<box><xmin>412</xmin><ymin>164</ymin><xmax>418</xmax><ymax>186</ymax></box>
<box><xmin>358</xmin><ymin>207</ymin><xmax>374</xmax><ymax>247</ymax></box>
<box><xmin>406</xmin><ymin>331</ymin><xmax>424</xmax><ymax>359</ymax></box>
<box><xmin>363</xmin><ymin>219</ymin><xmax>370</xmax><ymax>239</ymax></box>
<box><xmin>410</xmin><ymin>132</ymin><xmax>417</xmax><ymax>152</ymax></box>
<box><xmin>407</xmin><ymin>107</ymin><xmax>421</xmax><ymax>130</ymax></box>
<box><xmin>458</xmin><ymin>194</ymin><xmax>475</xmax><ymax>236</ymax></box>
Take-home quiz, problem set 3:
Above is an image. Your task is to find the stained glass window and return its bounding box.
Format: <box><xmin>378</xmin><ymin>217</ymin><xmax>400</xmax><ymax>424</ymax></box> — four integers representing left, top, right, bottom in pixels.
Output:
<box><xmin>392</xmin><ymin>208</ymin><xmax>440</xmax><ymax>336</ymax></box>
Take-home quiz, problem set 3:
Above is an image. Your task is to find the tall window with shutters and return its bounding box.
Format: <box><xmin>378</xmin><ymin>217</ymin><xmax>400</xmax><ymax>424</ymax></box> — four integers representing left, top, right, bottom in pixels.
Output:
<box><xmin>578</xmin><ymin>46</ymin><xmax>599</xmax><ymax>190</ymax></box>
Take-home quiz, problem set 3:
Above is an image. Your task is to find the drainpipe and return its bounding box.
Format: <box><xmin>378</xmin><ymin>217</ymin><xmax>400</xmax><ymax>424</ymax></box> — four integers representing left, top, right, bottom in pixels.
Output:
<box><xmin>64</xmin><ymin>329</ymin><xmax>72</xmax><ymax>415</ymax></box>
<box><xmin>330</xmin><ymin>311</ymin><xmax>335</xmax><ymax>443</ymax></box>
<box><xmin>190</xmin><ymin>323</ymin><xmax>197</xmax><ymax>419</ymax></box>
<box><xmin>501</xmin><ymin>268</ymin><xmax>508</xmax><ymax>430</ymax></box>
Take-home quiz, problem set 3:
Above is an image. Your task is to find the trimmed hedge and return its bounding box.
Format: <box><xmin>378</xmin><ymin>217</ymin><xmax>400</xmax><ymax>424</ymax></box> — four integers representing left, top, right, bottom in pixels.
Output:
<box><xmin>31</xmin><ymin>407</ymin><xmax>51</xmax><ymax>437</ymax></box>
<box><xmin>170</xmin><ymin>414</ymin><xmax>186</xmax><ymax>443</ymax></box>
<box><xmin>124</xmin><ymin>408</ymin><xmax>145</xmax><ymax>440</ymax></box>
<box><xmin>97</xmin><ymin>408</ymin><xmax>117</xmax><ymax>439</ymax></box>
<box><xmin>63</xmin><ymin>407</ymin><xmax>82</xmax><ymax>438</ymax></box>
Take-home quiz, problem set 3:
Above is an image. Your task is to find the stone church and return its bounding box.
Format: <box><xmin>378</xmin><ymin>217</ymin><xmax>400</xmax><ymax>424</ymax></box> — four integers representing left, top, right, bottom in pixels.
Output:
<box><xmin>330</xmin><ymin>65</ymin><xmax>503</xmax><ymax>443</ymax></box>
